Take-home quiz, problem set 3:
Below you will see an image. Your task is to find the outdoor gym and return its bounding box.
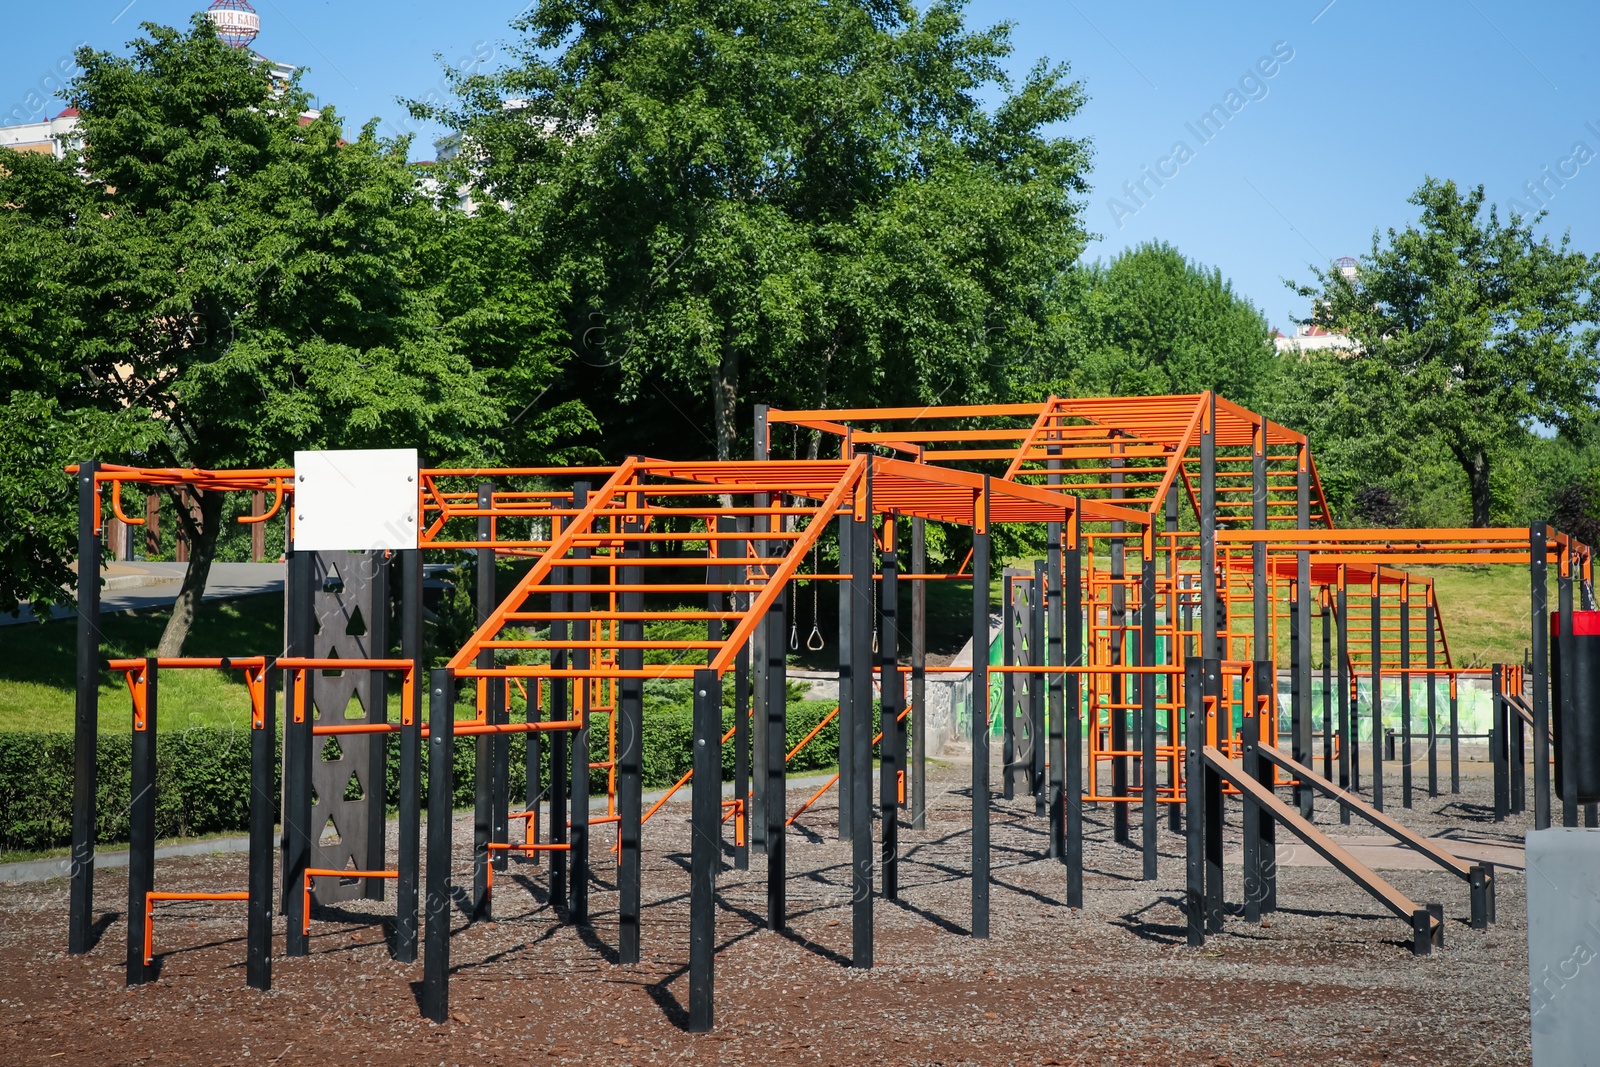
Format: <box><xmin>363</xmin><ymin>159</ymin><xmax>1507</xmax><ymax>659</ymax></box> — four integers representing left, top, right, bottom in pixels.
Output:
<box><xmin>21</xmin><ymin>392</ymin><xmax>1592</xmax><ymax>1061</ymax></box>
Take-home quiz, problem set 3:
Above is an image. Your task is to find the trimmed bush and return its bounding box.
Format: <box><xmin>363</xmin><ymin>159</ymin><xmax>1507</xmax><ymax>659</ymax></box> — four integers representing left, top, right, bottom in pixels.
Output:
<box><xmin>0</xmin><ymin>699</ymin><xmax>858</xmax><ymax>853</ymax></box>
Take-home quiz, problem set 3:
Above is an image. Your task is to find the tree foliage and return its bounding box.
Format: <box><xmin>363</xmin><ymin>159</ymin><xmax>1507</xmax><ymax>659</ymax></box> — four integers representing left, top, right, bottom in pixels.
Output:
<box><xmin>0</xmin><ymin>16</ymin><xmax>584</xmax><ymax>645</ymax></box>
<box><xmin>1291</xmin><ymin>178</ymin><xmax>1600</xmax><ymax>527</ymax></box>
<box><xmin>1026</xmin><ymin>241</ymin><xmax>1278</xmax><ymax>408</ymax></box>
<box><xmin>424</xmin><ymin>0</ymin><xmax>1092</xmax><ymax>461</ymax></box>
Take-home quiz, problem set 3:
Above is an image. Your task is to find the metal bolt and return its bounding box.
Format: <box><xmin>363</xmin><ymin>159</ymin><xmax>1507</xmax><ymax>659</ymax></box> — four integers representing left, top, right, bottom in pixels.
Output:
<box><xmin>298</xmin><ymin>475</ymin><xmax>305</xmax><ymax>482</ymax></box>
<box><xmin>697</xmin><ymin>738</ymin><xmax>705</xmax><ymax>747</ymax></box>
<box><xmin>407</xmin><ymin>515</ymin><xmax>414</xmax><ymax>523</ymax></box>
<box><xmin>407</xmin><ymin>474</ymin><xmax>415</xmax><ymax>482</ymax></box>
<box><xmin>296</xmin><ymin>513</ymin><xmax>303</xmax><ymax>521</ymax></box>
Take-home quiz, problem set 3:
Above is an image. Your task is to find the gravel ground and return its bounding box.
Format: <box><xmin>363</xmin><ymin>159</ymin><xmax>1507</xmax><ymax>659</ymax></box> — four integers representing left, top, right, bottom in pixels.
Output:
<box><xmin>0</xmin><ymin>758</ymin><xmax>1532</xmax><ymax>1066</ymax></box>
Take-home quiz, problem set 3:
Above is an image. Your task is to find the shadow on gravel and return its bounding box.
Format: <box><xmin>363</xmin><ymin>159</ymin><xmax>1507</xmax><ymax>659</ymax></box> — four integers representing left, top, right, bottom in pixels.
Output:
<box><xmin>889</xmin><ymin>896</ymin><xmax>968</xmax><ymax>938</ymax></box>
<box><xmin>1435</xmin><ymin>800</ymin><xmax>1497</xmax><ymax>823</ymax></box>
<box><xmin>1110</xmin><ymin>897</ymin><xmax>1188</xmax><ymax>944</ymax></box>
<box><xmin>88</xmin><ymin>910</ymin><xmax>120</xmax><ymax>951</ymax></box>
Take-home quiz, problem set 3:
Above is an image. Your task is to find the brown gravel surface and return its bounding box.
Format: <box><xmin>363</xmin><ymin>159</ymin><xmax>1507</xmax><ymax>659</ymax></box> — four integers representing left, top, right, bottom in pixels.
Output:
<box><xmin>0</xmin><ymin>759</ymin><xmax>1532</xmax><ymax>1066</ymax></box>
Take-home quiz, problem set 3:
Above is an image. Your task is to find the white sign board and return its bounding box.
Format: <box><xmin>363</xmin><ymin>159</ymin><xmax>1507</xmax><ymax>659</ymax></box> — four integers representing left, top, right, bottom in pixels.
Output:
<box><xmin>292</xmin><ymin>448</ymin><xmax>419</xmax><ymax>551</ymax></box>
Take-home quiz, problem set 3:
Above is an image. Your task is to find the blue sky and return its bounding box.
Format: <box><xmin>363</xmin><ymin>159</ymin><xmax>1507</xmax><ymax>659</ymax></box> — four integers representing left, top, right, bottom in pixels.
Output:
<box><xmin>5</xmin><ymin>0</ymin><xmax>1598</xmax><ymax>327</ymax></box>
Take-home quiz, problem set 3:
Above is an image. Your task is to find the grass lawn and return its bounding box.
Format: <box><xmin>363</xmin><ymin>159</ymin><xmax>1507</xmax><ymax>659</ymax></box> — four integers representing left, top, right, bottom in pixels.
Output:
<box><xmin>1414</xmin><ymin>563</ymin><xmax>1549</xmax><ymax>668</ymax></box>
<box><xmin>1</xmin><ymin>596</ymin><xmax>285</xmax><ymax>733</ymax></box>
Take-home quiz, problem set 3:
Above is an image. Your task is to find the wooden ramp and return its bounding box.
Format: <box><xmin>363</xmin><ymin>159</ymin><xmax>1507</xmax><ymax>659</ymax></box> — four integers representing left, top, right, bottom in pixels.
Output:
<box><xmin>1259</xmin><ymin>744</ymin><xmax>1494</xmax><ymax>928</ymax></box>
<box><xmin>1201</xmin><ymin>746</ymin><xmax>1443</xmax><ymax>954</ymax></box>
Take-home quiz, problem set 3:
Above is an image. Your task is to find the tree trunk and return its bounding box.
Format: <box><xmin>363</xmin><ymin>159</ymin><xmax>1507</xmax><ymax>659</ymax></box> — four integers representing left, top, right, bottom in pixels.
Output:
<box><xmin>155</xmin><ymin>489</ymin><xmax>225</xmax><ymax>657</ymax></box>
<box><xmin>714</xmin><ymin>339</ymin><xmax>739</xmax><ymax>463</ymax></box>
<box><xmin>1466</xmin><ymin>449</ymin><xmax>1492</xmax><ymax>528</ymax></box>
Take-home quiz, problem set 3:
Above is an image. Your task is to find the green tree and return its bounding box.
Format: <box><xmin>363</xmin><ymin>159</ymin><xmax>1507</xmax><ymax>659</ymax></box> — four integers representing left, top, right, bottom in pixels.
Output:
<box><xmin>425</xmin><ymin>0</ymin><xmax>1091</xmax><ymax>461</ymax></box>
<box><xmin>1293</xmin><ymin>178</ymin><xmax>1600</xmax><ymax>527</ymax></box>
<box><xmin>0</xmin><ymin>17</ymin><xmax>574</xmax><ymax>649</ymax></box>
<box><xmin>0</xmin><ymin>146</ymin><xmax>159</xmax><ymax>616</ymax></box>
<box><xmin>1028</xmin><ymin>241</ymin><xmax>1278</xmax><ymax>408</ymax></box>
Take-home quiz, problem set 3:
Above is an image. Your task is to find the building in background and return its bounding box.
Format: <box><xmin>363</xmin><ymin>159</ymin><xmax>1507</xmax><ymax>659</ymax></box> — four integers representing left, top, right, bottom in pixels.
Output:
<box><xmin>1275</xmin><ymin>255</ymin><xmax>1360</xmax><ymax>354</ymax></box>
<box><xmin>0</xmin><ymin>1</ymin><xmax>302</xmax><ymax>160</ymax></box>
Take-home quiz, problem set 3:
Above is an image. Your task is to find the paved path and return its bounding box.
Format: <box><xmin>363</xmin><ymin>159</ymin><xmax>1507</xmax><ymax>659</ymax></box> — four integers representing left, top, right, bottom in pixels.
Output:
<box><xmin>3</xmin><ymin>561</ymin><xmax>285</xmax><ymax>626</ymax></box>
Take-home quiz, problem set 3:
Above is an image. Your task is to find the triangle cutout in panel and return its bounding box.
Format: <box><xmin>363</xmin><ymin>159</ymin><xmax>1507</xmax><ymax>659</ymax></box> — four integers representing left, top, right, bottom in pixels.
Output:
<box><xmin>343</xmin><ymin>769</ymin><xmax>364</xmax><ymax>801</ymax></box>
<box><xmin>319</xmin><ymin>816</ymin><xmax>341</xmax><ymax>846</ymax></box>
<box><xmin>320</xmin><ymin>736</ymin><xmax>344</xmax><ymax>762</ymax></box>
<box><xmin>345</xmin><ymin>605</ymin><xmax>367</xmax><ymax>638</ymax></box>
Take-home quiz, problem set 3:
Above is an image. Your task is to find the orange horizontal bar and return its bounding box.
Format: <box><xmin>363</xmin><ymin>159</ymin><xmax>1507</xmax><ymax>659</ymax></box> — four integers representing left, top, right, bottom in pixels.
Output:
<box><xmin>107</xmin><ymin>656</ymin><xmax>268</xmax><ymax>671</ymax></box>
<box><xmin>767</xmin><ymin>402</ymin><xmax>1047</xmax><ymax>422</ymax></box>
<box><xmin>312</xmin><ymin>723</ymin><xmax>401</xmax><ymax>736</ymax></box>
<box><xmin>278</xmin><ymin>657</ymin><xmax>413</xmax><ymax>671</ymax></box>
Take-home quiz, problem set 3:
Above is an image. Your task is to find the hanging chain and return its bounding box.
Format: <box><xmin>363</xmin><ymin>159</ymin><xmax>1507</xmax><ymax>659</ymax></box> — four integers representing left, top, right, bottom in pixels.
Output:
<box><xmin>807</xmin><ymin>541</ymin><xmax>825</xmax><ymax>650</ymax></box>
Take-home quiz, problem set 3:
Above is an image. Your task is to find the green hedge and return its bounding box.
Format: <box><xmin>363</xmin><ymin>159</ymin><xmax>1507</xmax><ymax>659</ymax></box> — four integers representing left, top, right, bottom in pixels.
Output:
<box><xmin>0</xmin><ymin>700</ymin><xmax>859</xmax><ymax>853</ymax></box>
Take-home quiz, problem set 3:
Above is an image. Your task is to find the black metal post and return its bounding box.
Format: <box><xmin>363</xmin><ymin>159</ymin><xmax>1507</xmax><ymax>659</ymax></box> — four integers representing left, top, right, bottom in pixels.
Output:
<box><xmin>1400</xmin><ymin>582</ymin><xmax>1412</xmax><ymax>809</ymax></box>
<box><xmin>850</xmin><ymin>488</ymin><xmax>872</xmax><ymax>959</ymax></box>
<box><xmin>473</xmin><ymin>486</ymin><xmax>495</xmax><ymax>919</ymax></box>
<box><xmin>1242</xmin><ymin>664</ymin><xmax>1263</xmax><ymax>925</ymax></box>
<box><xmin>1141</xmin><ymin>545</ymin><xmax>1157</xmax><ymax>880</ymax></box>
<box><xmin>1322</xmin><ymin>589</ymin><xmax>1333</xmax><ymax>782</ymax></box>
<box><xmin>1064</xmin><ymin>524</ymin><xmax>1084</xmax><ymax>906</ymax></box>
<box><xmin>688</xmin><ymin>667</ymin><xmax>721</xmax><ymax>1033</ymax></box>
<box><xmin>126</xmin><ymin>659</ymin><xmax>157</xmax><ymax>985</ymax></box>
<box><xmin>881</xmin><ymin>539</ymin><xmax>901</xmax><ymax>900</ymax></box>
<box><xmin>1110</xmin><ymin>468</ymin><xmax>1129</xmax><ymax>845</ymax></box>
<box><xmin>1295</xmin><ymin>445</ymin><xmax>1313</xmax><ymax>816</ymax></box>
<box><xmin>837</xmin><ymin>512</ymin><xmax>854</xmax><ymax>843</ymax></box>
<box><xmin>731</xmin><ymin>515</ymin><xmax>751</xmax><ymax>871</ymax></box>
<box><xmin>1513</xmin><ymin>680</ymin><xmax>1527</xmax><ymax>815</ymax></box>
<box><xmin>1202</xmin><ymin>659</ymin><xmax>1224</xmax><ymax>933</ymax></box>
<box><xmin>247</xmin><ymin>661</ymin><xmax>276</xmax><ymax>990</ymax></box>
<box><xmin>569</xmin><ymin>487</ymin><xmax>591</xmax><ymax>924</ymax></box>
<box><xmin>912</xmin><ymin>516</ymin><xmax>928</xmax><ymax>831</ymax></box>
<box><xmin>752</xmin><ymin>418</ymin><xmax>771</xmax><ymax>855</ymax></box>
<box><xmin>768</xmin><ymin>582</ymin><xmax>789</xmax><ymax>932</ymax></box>
<box><xmin>1047</xmin><ymin>511</ymin><xmax>1065</xmax><ymax>857</ymax></box>
<box><xmin>525</xmin><ymin>583</ymin><xmax>544</xmax><ymax>869</ymax></box>
<box><xmin>283</xmin><ymin>550</ymin><xmax>313</xmax><ymax>956</ymax></box>
<box><xmin>1491</xmin><ymin>665</ymin><xmax>1508</xmax><ymax>821</ymax></box>
<box><xmin>1371</xmin><ymin>577</ymin><xmax>1384</xmax><ymax>811</ymax></box>
<box><xmin>396</xmin><ymin>550</ymin><xmax>424</xmax><ymax>963</ymax></box>
<box><xmin>1531</xmin><ymin>523</ymin><xmax>1550</xmax><ymax>829</ymax></box>
<box><xmin>1184</xmin><ymin>659</ymin><xmax>1204</xmax><ymax>947</ymax></box>
<box><xmin>366</xmin><ymin>555</ymin><xmax>392</xmax><ymax>900</ymax></box>
<box><xmin>1559</xmin><ymin>553</ymin><xmax>1577</xmax><ymax>828</ymax></box>
<box><xmin>68</xmin><ymin>461</ymin><xmax>100</xmax><ymax>955</ymax></box>
<box><xmin>618</xmin><ymin>527</ymin><xmax>644</xmax><ymax>964</ymax></box>
<box><xmin>1250</xmin><ymin>420</ymin><xmax>1275</xmax><ymax>911</ymax></box>
<box><xmin>1002</xmin><ymin>572</ymin><xmax>1017</xmax><ymax>802</ymax></box>
<box><xmin>1032</xmin><ymin>559</ymin><xmax>1047</xmax><ymax>815</ymax></box>
<box><xmin>422</xmin><ymin>669</ymin><xmax>454</xmax><ymax>1024</ymax></box>
<box><xmin>1426</xmin><ymin>592</ymin><xmax>1438</xmax><ymax>798</ymax></box>
<box><xmin>1166</xmin><ymin>488</ymin><xmax>1183</xmax><ymax>835</ymax></box>
<box><xmin>1255</xmin><ymin>658</ymin><xmax>1278</xmax><ymax>914</ymax></box>
<box><xmin>972</xmin><ymin>479</ymin><xmax>992</xmax><ymax>938</ymax></box>
<box><xmin>548</xmin><ymin>553</ymin><xmax>569</xmax><ymax>908</ymax></box>
<box><xmin>1337</xmin><ymin>569</ymin><xmax>1352</xmax><ymax>823</ymax></box>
